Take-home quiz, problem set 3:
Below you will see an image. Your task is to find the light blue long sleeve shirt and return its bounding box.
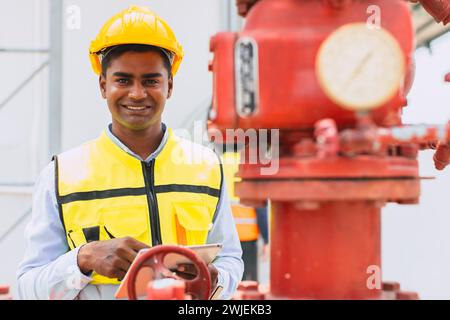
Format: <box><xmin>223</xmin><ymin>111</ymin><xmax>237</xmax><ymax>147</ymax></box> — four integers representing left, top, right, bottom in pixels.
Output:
<box><xmin>16</xmin><ymin>124</ymin><xmax>243</xmax><ymax>300</ymax></box>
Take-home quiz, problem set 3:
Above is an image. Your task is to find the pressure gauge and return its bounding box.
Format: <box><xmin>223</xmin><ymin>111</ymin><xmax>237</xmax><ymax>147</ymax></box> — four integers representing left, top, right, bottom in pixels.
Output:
<box><xmin>316</xmin><ymin>23</ymin><xmax>405</xmax><ymax>111</ymax></box>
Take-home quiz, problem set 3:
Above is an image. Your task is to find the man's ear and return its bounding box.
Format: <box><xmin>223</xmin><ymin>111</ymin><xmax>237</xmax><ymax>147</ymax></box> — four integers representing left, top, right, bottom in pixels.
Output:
<box><xmin>167</xmin><ymin>75</ymin><xmax>173</xmax><ymax>99</ymax></box>
<box><xmin>99</xmin><ymin>74</ymin><xmax>107</xmax><ymax>99</ymax></box>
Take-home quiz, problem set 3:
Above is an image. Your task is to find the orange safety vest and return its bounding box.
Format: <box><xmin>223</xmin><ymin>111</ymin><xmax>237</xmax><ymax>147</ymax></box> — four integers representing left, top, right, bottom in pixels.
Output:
<box><xmin>222</xmin><ymin>152</ymin><xmax>259</xmax><ymax>242</ymax></box>
<box><xmin>231</xmin><ymin>204</ymin><xmax>259</xmax><ymax>242</ymax></box>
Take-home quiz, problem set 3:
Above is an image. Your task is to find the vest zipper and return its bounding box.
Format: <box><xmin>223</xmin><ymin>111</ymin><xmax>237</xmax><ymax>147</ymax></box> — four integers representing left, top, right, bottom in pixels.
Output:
<box><xmin>142</xmin><ymin>160</ymin><xmax>162</xmax><ymax>246</ymax></box>
<box><xmin>67</xmin><ymin>230</ymin><xmax>76</xmax><ymax>248</ymax></box>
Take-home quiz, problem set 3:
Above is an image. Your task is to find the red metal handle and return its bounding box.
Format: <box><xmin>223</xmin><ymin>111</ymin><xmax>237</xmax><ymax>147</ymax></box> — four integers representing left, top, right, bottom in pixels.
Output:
<box><xmin>434</xmin><ymin>143</ymin><xmax>450</xmax><ymax>170</ymax></box>
<box><xmin>0</xmin><ymin>286</ymin><xmax>9</xmax><ymax>295</ymax></box>
<box><xmin>236</xmin><ymin>0</ymin><xmax>260</xmax><ymax>17</ymax></box>
<box><xmin>412</xmin><ymin>0</ymin><xmax>450</xmax><ymax>25</ymax></box>
<box><xmin>126</xmin><ymin>245</ymin><xmax>211</xmax><ymax>300</ymax></box>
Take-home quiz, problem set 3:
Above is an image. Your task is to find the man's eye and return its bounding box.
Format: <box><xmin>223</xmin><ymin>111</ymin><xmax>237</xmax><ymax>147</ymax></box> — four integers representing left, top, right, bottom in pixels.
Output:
<box><xmin>144</xmin><ymin>79</ymin><xmax>158</xmax><ymax>85</ymax></box>
<box><xmin>117</xmin><ymin>79</ymin><xmax>129</xmax><ymax>84</ymax></box>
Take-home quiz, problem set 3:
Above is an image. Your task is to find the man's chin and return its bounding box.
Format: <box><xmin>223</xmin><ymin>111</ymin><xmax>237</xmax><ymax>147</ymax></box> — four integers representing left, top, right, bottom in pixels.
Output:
<box><xmin>124</xmin><ymin>124</ymin><xmax>153</xmax><ymax>132</ymax></box>
<box><xmin>117</xmin><ymin>119</ymin><xmax>160</xmax><ymax>132</ymax></box>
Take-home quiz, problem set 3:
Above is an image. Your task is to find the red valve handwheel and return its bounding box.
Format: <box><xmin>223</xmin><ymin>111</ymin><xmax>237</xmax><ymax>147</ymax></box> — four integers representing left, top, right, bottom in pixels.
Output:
<box><xmin>126</xmin><ymin>245</ymin><xmax>211</xmax><ymax>300</ymax></box>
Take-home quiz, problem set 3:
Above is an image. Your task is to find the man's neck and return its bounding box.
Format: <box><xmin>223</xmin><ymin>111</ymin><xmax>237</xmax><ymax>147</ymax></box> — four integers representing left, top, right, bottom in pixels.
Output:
<box><xmin>111</xmin><ymin>122</ymin><xmax>164</xmax><ymax>160</ymax></box>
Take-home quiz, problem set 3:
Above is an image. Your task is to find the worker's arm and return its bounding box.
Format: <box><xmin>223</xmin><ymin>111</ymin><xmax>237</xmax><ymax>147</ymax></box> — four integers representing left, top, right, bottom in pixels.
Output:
<box><xmin>16</xmin><ymin>162</ymin><xmax>92</xmax><ymax>300</ymax></box>
<box><xmin>206</xmin><ymin>180</ymin><xmax>244</xmax><ymax>299</ymax></box>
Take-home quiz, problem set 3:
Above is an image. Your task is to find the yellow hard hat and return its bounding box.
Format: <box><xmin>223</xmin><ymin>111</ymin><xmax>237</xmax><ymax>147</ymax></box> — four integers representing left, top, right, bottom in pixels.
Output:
<box><xmin>89</xmin><ymin>5</ymin><xmax>184</xmax><ymax>76</ymax></box>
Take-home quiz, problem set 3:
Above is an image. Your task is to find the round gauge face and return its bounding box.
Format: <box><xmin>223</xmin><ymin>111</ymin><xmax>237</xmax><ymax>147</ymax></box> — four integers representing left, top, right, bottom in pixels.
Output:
<box><xmin>316</xmin><ymin>23</ymin><xmax>405</xmax><ymax>111</ymax></box>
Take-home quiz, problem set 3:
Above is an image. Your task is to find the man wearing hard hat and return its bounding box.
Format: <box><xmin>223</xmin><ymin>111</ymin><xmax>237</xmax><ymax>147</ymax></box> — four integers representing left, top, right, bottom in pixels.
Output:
<box><xmin>17</xmin><ymin>6</ymin><xmax>243</xmax><ymax>300</ymax></box>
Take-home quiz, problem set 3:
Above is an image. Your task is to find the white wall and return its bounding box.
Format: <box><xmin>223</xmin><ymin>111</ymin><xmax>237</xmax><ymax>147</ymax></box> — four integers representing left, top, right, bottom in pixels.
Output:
<box><xmin>0</xmin><ymin>0</ymin><xmax>228</xmax><ymax>298</ymax></box>
<box><xmin>0</xmin><ymin>1</ymin><xmax>449</xmax><ymax>300</ymax></box>
<box><xmin>382</xmin><ymin>32</ymin><xmax>450</xmax><ymax>300</ymax></box>
<box><xmin>0</xmin><ymin>0</ymin><xmax>49</xmax><ymax>297</ymax></box>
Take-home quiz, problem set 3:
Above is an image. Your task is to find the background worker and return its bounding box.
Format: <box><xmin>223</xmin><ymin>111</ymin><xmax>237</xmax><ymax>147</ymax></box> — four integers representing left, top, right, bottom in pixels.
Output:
<box><xmin>16</xmin><ymin>6</ymin><xmax>243</xmax><ymax>300</ymax></box>
<box><xmin>222</xmin><ymin>151</ymin><xmax>269</xmax><ymax>281</ymax></box>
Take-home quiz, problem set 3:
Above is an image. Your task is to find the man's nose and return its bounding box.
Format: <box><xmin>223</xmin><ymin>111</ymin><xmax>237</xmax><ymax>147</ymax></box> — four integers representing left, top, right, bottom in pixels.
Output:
<box><xmin>129</xmin><ymin>82</ymin><xmax>147</xmax><ymax>100</ymax></box>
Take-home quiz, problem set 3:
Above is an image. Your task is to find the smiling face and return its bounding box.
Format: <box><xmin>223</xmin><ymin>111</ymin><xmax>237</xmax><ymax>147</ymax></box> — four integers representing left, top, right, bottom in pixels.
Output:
<box><xmin>100</xmin><ymin>50</ymin><xmax>173</xmax><ymax>132</ymax></box>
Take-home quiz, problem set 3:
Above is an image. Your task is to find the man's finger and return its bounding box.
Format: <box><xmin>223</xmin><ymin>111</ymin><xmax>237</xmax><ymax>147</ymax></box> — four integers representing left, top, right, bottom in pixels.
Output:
<box><xmin>114</xmin><ymin>257</ymin><xmax>132</xmax><ymax>273</ymax></box>
<box><xmin>117</xmin><ymin>246</ymin><xmax>139</xmax><ymax>264</ymax></box>
<box><xmin>126</xmin><ymin>238</ymin><xmax>150</xmax><ymax>252</ymax></box>
<box><xmin>173</xmin><ymin>270</ymin><xmax>196</xmax><ymax>280</ymax></box>
<box><xmin>176</xmin><ymin>263</ymin><xmax>197</xmax><ymax>275</ymax></box>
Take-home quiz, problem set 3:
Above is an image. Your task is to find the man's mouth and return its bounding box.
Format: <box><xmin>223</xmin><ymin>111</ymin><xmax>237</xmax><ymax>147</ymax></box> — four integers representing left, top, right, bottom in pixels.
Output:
<box><xmin>121</xmin><ymin>105</ymin><xmax>151</xmax><ymax>111</ymax></box>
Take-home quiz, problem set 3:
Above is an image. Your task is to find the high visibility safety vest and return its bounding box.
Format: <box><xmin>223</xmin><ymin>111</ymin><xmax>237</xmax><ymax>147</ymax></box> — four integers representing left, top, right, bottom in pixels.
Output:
<box><xmin>222</xmin><ymin>152</ymin><xmax>259</xmax><ymax>242</ymax></box>
<box><xmin>54</xmin><ymin>128</ymin><xmax>222</xmax><ymax>285</ymax></box>
<box><xmin>231</xmin><ymin>205</ymin><xmax>258</xmax><ymax>242</ymax></box>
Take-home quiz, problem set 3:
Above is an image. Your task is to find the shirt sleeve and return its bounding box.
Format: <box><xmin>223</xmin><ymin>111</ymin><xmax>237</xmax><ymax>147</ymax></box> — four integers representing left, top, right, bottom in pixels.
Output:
<box><xmin>16</xmin><ymin>161</ymin><xmax>92</xmax><ymax>300</ymax></box>
<box><xmin>207</xmin><ymin>179</ymin><xmax>244</xmax><ymax>300</ymax></box>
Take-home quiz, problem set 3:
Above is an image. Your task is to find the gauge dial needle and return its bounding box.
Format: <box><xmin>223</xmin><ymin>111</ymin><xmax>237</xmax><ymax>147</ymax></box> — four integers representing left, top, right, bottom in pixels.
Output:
<box><xmin>344</xmin><ymin>51</ymin><xmax>374</xmax><ymax>89</ymax></box>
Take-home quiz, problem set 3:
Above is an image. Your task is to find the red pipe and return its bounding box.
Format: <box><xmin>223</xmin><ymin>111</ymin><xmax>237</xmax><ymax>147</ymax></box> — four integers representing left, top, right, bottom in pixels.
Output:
<box><xmin>337</xmin><ymin>121</ymin><xmax>450</xmax><ymax>156</ymax></box>
<box><xmin>270</xmin><ymin>201</ymin><xmax>381</xmax><ymax>299</ymax></box>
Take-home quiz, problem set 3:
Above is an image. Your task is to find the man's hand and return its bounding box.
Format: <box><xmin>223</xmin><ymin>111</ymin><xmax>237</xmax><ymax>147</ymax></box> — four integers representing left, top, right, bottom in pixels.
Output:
<box><xmin>173</xmin><ymin>263</ymin><xmax>219</xmax><ymax>288</ymax></box>
<box><xmin>77</xmin><ymin>237</ymin><xmax>149</xmax><ymax>280</ymax></box>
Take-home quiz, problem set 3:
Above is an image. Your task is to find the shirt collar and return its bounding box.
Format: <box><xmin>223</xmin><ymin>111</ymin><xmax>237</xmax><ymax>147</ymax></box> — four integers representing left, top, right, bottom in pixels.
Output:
<box><xmin>105</xmin><ymin>123</ymin><xmax>169</xmax><ymax>163</ymax></box>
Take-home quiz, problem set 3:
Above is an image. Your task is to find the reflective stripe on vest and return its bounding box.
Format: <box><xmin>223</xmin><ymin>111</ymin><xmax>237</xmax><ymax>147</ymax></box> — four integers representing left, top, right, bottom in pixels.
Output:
<box><xmin>55</xmin><ymin>128</ymin><xmax>222</xmax><ymax>285</ymax></box>
<box><xmin>234</xmin><ymin>218</ymin><xmax>257</xmax><ymax>225</ymax></box>
<box><xmin>231</xmin><ymin>204</ymin><xmax>258</xmax><ymax>242</ymax></box>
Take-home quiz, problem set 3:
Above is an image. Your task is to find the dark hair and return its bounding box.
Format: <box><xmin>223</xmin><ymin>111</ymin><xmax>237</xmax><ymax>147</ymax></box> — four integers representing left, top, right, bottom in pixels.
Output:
<box><xmin>100</xmin><ymin>44</ymin><xmax>172</xmax><ymax>77</ymax></box>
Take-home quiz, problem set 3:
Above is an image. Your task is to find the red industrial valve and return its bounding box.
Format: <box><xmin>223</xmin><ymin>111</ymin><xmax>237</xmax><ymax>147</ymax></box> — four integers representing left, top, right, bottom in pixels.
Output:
<box><xmin>237</xmin><ymin>0</ymin><xmax>450</xmax><ymax>24</ymax></box>
<box><xmin>209</xmin><ymin>0</ymin><xmax>415</xmax><ymax>141</ymax></box>
<box><xmin>208</xmin><ymin>0</ymin><xmax>450</xmax><ymax>300</ymax></box>
<box><xmin>125</xmin><ymin>245</ymin><xmax>211</xmax><ymax>300</ymax></box>
<box><xmin>0</xmin><ymin>286</ymin><xmax>12</xmax><ymax>300</ymax></box>
<box><xmin>433</xmin><ymin>72</ymin><xmax>450</xmax><ymax>169</ymax></box>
